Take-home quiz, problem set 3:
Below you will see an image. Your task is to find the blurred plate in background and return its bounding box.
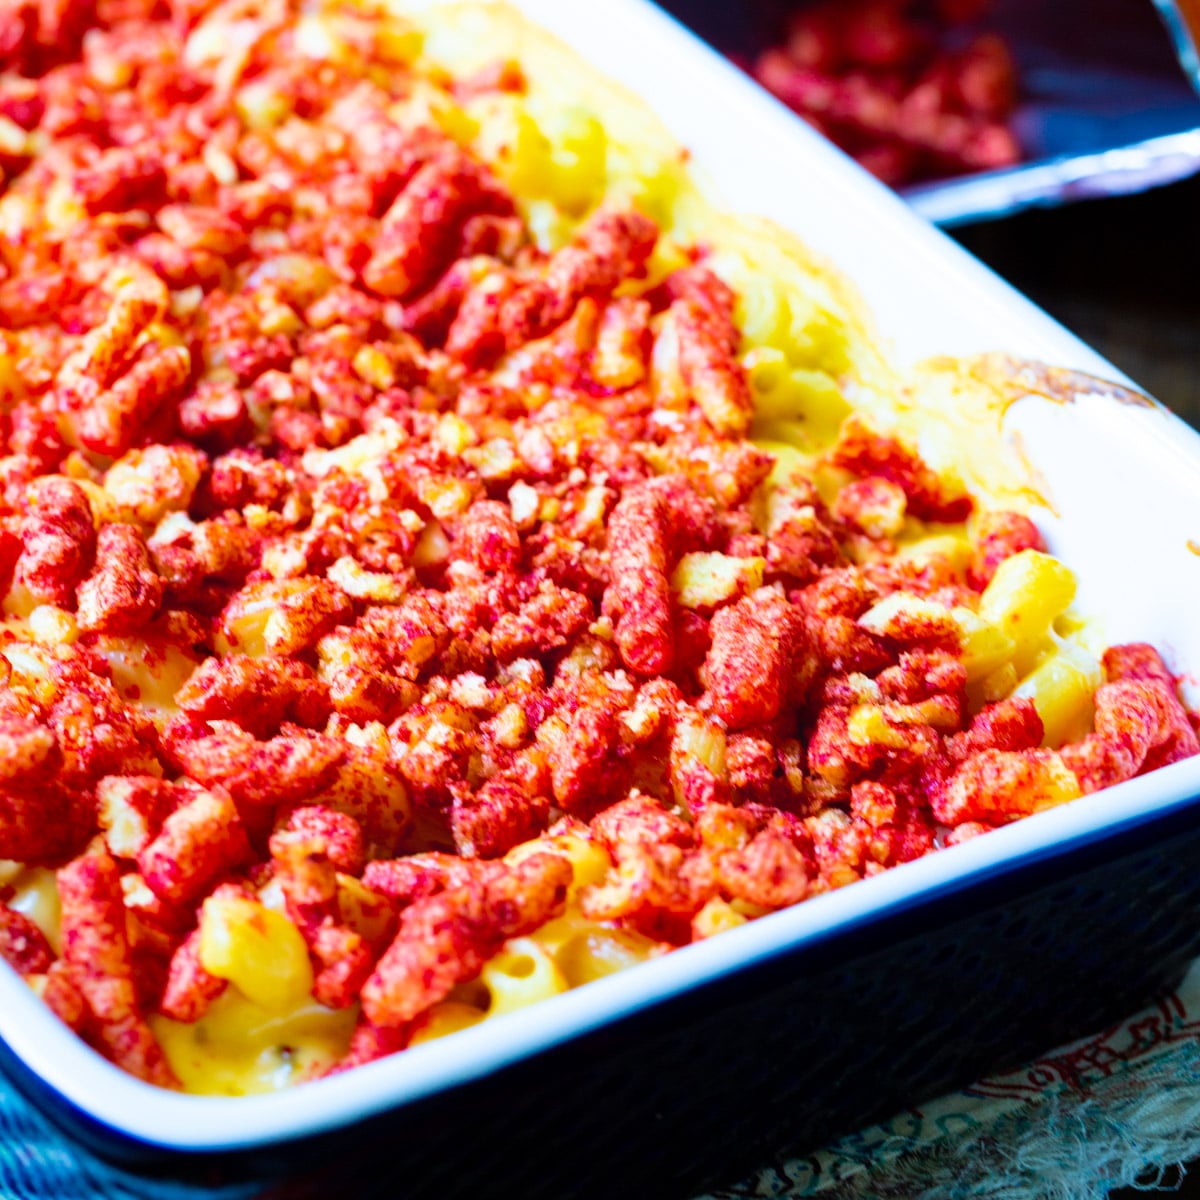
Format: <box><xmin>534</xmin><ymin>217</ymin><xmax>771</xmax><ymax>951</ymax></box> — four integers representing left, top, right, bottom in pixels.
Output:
<box><xmin>658</xmin><ymin>0</ymin><xmax>1200</xmax><ymax>225</ymax></box>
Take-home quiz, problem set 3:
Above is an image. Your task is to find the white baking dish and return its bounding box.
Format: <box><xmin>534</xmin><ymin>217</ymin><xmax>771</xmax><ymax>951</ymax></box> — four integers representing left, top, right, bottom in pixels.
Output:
<box><xmin>4</xmin><ymin>0</ymin><xmax>1200</xmax><ymax>1175</ymax></box>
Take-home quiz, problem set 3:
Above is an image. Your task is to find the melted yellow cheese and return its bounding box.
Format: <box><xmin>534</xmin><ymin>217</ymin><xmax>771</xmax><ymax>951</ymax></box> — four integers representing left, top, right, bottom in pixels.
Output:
<box><xmin>92</xmin><ymin>635</ymin><xmax>198</xmax><ymax>717</ymax></box>
<box><xmin>151</xmin><ymin>992</ymin><xmax>356</xmax><ymax>1096</ymax></box>
<box><xmin>408</xmin><ymin>1001</ymin><xmax>486</xmax><ymax>1045</ymax></box>
<box><xmin>4</xmin><ymin>865</ymin><xmax>60</xmax><ymax>953</ymax></box>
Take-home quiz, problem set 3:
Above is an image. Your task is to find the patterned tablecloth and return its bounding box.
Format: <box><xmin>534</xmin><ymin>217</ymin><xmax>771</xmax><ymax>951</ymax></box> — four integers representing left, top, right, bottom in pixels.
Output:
<box><xmin>5</xmin><ymin>962</ymin><xmax>1200</xmax><ymax>1200</ymax></box>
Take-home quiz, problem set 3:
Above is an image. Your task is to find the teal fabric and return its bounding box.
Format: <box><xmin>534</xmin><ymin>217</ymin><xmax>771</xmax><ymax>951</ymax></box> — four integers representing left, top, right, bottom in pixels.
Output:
<box><xmin>0</xmin><ymin>1080</ymin><xmax>261</xmax><ymax>1200</ymax></box>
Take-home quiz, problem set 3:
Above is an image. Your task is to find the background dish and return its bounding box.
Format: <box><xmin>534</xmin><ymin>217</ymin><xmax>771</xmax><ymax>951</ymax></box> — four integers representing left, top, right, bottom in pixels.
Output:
<box><xmin>659</xmin><ymin>0</ymin><xmax>1200</xmax><ymax>226</ymax></box>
